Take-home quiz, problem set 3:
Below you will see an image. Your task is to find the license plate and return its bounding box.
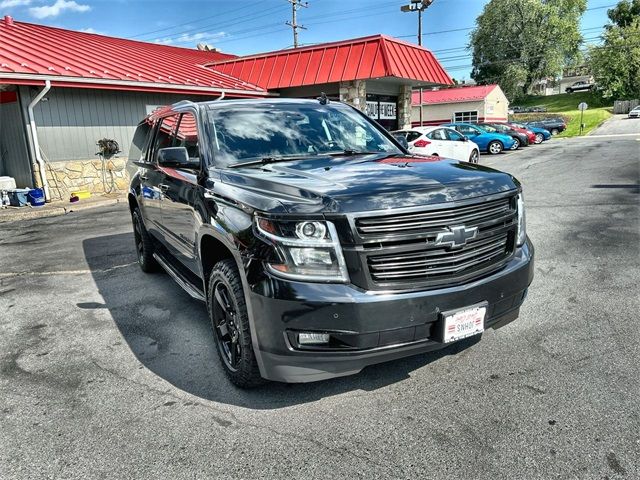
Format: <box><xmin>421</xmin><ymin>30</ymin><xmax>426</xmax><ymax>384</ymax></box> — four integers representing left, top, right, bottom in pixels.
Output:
<box><xmin>441</xmin><ymin>304</ymin><xmax>486</xmax><ymax>343</ymax></box>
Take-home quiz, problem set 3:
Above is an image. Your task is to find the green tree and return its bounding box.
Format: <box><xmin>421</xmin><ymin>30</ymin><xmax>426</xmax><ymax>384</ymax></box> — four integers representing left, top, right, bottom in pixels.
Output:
<box><xmin>470</xmin><ymin>0</ymin><xmax>587</xmax><ymax>100</ymax></box>
<box><xmin>606</xmin><ymin>0</ymin><xmax>640</xmax><ymax>28</ymax></box>
<box><xmin>589</xmin><ymin>2</ymin><xmax>640</xmax><ymax>100</ymax></box>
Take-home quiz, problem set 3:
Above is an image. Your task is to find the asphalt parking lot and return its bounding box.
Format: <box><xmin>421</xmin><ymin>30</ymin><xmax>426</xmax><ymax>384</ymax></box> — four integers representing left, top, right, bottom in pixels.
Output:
<box><xmin>1</xmin><ymin>116</ymin><xmax>638</xmax><ymax>479</ymax></box>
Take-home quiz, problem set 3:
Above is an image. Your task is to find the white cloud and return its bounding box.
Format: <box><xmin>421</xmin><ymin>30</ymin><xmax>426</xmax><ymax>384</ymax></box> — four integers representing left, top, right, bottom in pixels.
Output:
<box><xmin>154</xmin><ymin>31</ymin><xmax>226</xmax><ymax>46</ymax></box>
<box><xmin>79</xmin><ymin>27</ymin><xmax>103</xmax><ymax>35</ymax></box>
<box><xmin>29</xmin><ymin>0</ymin><xmax>90</xmax><ymax>19</ymax></box>
<box><xmin>0</xmin><ymin>0</ymin><xmax>32</xmax><ymax>8</ymax></box>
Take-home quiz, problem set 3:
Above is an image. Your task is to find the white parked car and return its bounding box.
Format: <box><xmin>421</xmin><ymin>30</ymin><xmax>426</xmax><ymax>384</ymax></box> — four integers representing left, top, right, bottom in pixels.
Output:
<box><xmin>628</xmin><ymin>106</ymin><xmax>640</xmax><ymax>118</ymax></box>
<box><xmin>392</xmin><ymin>126</ymin><xmax>480</xmax><ymax>163</ymax></box>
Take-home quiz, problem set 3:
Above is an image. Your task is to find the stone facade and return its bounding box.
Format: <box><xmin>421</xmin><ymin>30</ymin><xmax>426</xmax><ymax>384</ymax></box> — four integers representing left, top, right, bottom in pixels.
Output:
<box><xmin>339</xmin><ymin>80</ymin><xmax>367</xmax><ymax>111</ymax></box>
<box><xmin>397</xmin><ymin>85</ymin><xmax>413</xmax><ymax>130</ymax></box>
<box><xmin>35</xmin><ymin>156</ymin><xmax>129</xmax><ymax>201</ymax></box>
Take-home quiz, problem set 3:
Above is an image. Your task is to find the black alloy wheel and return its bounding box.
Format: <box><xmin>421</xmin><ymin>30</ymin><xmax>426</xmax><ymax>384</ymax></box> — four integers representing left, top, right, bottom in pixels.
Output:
<box><xmin>212</xmin><ymin>281</ymin><xmax>242</xmax><ymax>370</ymax></box>
<box><xmin>207</xmin><ymin>259</ymin><xmax>263</xmax><ymax>387</ymax></box>
<box><xmin>132</xmin><ymin>207</ymin><xmax>159</xmax><ymax>273</ymax></box>
<box><xmin>511</xmin><ymin>137</ymin><xmax>520</xmax><ymax>150</ymax></box>
<box><xmin>469</xmin><ymin>149</ymin><xmax>479</xmax><ymax>164</ymax></box>
<box><xmin>534</xmin><ymin>133</ymin><xmax>544</xmax><ymax>144</ymax></box>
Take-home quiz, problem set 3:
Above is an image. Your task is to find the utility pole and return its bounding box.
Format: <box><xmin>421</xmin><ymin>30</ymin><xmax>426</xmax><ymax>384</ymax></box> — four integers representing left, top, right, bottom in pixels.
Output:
<box><xmin>286</xmin><ymin>0</ymin><xmax>308</xmax><ymax>48</ymax></box>
<box><xmin>400</xmin><ymin>0</ymin><xmax>434</xmax><ymax>127</ymax></box>
<box><xmin>400</xmin><ymin>0</ymin><xmax>434</xmax><ymax>46</ymax></box>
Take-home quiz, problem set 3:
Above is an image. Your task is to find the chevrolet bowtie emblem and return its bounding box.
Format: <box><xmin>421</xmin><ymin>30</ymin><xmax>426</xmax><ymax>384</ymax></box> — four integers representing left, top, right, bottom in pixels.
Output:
<box><xmin>434</xmin><ymin>225</ymin><xmax>478</xmax><ymax>248</ymax></box>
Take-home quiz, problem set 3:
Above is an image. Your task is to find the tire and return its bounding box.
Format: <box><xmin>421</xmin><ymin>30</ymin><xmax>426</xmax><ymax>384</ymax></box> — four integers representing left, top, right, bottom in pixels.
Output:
<box><xmin>487</xmin><ymin>141</ymin><xmax>503</xmax><ymax>155</ymax></box>
<box><xmin>207</xmin><ymin>259</ymin><xmax>263</xmax><ymax>388</ymax></box>
<box><xmin>132</xmin><ymin>207</ymin><xmax>159</xmax><ymax>273</ymax></box>
<box><xmin>469</xmin><ymin>149</ymin><xmax>479</xmax><ymax>164</ymax></box>
<box><xmin>534</xmin><ymin>133</ymin><xmax>544</xmax><ymax>144</ymax></box>
<box><xmin>551</xmin><ymin>128</ymin><xmax>559</xmax><ymax>135</ymax></box>
<box><xmin>510</xmin><ymin>137</ymin><xmax>520</xmax><ymax>150</ymax></box>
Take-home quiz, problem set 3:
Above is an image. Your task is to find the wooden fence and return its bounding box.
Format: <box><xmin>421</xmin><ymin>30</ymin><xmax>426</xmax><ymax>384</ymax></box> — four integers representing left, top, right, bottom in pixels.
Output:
<box><xmin>613</xmin><ymin>99</ymin><xmax>639</xmax><ymax>114</ymax></box>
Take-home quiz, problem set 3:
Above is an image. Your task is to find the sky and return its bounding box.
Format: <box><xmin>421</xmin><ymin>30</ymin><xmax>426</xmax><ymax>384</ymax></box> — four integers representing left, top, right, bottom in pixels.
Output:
<box><xmin>0</xmin><ymin>0</ymin><xmax>617</xmax><ymax>81</ymax></box>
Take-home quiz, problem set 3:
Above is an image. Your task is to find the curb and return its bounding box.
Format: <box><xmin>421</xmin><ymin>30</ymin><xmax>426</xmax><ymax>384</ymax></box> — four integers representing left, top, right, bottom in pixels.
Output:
<box><xmin>0</xmin><ymin>196</ymin><xmax>125</xmax><ymax>224</ymax></box>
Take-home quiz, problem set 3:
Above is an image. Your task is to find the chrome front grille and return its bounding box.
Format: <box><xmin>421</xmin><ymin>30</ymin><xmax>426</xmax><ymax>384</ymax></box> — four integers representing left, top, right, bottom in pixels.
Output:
<box><xmin>355</xmin><ymin>196</ymin><xmax>513</xmax><ymax>237</ymax></box>
<box><xmin>349</xmin><ymin>194</ymin><xmax>518</xmax><ymax>290</ymax></box>
<box><xmin>368</xmin><ymin>232</ymin><xmax>509</xmax><ymax>282</ymax></box>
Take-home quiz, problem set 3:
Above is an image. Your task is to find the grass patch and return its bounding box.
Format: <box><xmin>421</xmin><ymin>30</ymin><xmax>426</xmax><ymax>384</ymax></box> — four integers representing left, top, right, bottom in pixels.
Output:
<box><xmin>511</xmin><ymin>92</ymin><xmax>613</xmax><ymax>137</ymax></box>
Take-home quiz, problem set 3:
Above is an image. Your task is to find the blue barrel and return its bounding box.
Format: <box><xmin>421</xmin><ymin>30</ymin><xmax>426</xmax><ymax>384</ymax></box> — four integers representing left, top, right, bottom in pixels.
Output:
<box><xmin>28</xmin><ymin>188</ymin><xmax>45</xmax><ymax>207</ymax></box>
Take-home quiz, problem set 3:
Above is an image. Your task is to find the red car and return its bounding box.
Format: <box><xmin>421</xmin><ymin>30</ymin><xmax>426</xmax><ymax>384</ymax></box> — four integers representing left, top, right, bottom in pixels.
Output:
<box><xmin>503</xmin><ymin>123</ymin><xmax>536</xmax><ymax>145</ymax></box>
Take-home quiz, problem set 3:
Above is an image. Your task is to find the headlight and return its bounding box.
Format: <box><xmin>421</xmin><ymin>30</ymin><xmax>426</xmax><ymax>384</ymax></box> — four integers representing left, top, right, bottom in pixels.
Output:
<box><xmin>516</xmin><ymin>193</ymin><xmax>526</xmax><ymax>246</ymax></box>
<box><xmin>256</xmin><ymin>217</ymin><xmax>349</xmax><ymax>283</ymax></box>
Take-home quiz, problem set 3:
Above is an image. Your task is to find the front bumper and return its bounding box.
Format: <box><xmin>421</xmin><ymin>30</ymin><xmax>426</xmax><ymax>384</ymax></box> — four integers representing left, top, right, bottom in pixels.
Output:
<box><xmin>247</xmin><ymin>239</ymin><xmax>534</xmax><ymax>383</ymax></box>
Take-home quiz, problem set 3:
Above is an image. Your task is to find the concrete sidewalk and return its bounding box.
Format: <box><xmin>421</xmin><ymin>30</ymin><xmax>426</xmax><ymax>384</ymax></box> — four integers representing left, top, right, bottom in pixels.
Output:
<box><xmin>0</xmin><ymin>193</ymin><xmax>126</xmax><ymax>224</ymax></box>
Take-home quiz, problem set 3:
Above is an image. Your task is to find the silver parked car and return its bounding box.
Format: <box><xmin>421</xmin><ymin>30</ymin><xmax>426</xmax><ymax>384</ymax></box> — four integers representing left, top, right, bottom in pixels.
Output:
<box><xmin>628</xmin><ymin>106</ymin><xmax>640</xmax><ymax>118</ymax></box>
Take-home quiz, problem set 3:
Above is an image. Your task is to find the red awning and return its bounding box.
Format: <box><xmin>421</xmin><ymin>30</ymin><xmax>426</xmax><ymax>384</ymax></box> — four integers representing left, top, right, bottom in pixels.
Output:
<box><xmin>0</xmin><ymin>17</ymin><xmax>266</xmax><ymax>96</ymax></box>
<box><xmin>209</xmin><ymin>34</ymin><xmax>452</xmax><ymax>90</ymax></box>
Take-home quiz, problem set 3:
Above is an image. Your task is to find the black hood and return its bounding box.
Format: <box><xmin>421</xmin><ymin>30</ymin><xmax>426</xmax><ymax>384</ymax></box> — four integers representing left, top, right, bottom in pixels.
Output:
<box><xmin>219</xmin><ymin>154</ymin><xmax>518</xmax><ymax>214</ymax></box>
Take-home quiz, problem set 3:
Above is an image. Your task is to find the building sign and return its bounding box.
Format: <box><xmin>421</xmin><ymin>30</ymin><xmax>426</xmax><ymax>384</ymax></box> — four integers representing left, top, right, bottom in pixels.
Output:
<box><xmin>365</xmin><ymin>94</ymin><xmax>398</xmax><ymax>130</ymax></box>
<box><xmin>378</xmin><ymin>102</ymin><xmax>397</xmax><ymax>120</ymax></box>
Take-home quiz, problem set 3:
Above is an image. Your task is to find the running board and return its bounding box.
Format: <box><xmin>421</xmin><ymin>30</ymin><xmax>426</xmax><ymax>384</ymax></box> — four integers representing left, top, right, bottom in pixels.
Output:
<box><xmin>153</xmin><ymin>253</ymin><xmax>206</xmax><ymax>303</ymax></box>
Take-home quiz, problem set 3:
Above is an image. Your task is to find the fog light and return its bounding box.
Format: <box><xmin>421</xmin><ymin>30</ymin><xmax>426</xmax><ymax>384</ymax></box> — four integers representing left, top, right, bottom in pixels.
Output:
<box><xmin>298</xmin><ymin>332</ymin><xmax>330</xmax><ymax>345</ymax></box>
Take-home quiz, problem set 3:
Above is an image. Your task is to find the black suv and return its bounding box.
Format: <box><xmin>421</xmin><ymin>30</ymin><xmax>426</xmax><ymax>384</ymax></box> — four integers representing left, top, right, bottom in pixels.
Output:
<box><xmin>525</xmin><ymin>118</ymin><xmax>567</xmax><ymax>135</ymax></box>
<box><xmin>127</xmin><ymin>98</ymin><xmax>534</xmax><ymax>387</ymax></box>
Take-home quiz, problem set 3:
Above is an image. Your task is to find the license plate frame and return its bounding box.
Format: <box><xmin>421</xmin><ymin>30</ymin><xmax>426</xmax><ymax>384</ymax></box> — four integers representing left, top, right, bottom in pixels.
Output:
<box><xmin>439</xmin><ymin>302</ymin><xmax>488</xmax><ymax>343</ymax></box>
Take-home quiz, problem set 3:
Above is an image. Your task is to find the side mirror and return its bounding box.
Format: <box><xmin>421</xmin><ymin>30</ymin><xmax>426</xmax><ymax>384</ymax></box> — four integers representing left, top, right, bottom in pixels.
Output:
<box><xmin>392</xmin><ymin>134</ymin><xmax>409</xmax><ymax>150</ymax></box>
<box><xmin>459</xmin><ymin>137</ymin><xmax>468</xmax><ymax>142</ymax></box>
<box><xmin>157</xmin><ymin>147</ymin><xmax>197</xmax><ymax>168</ymax></box>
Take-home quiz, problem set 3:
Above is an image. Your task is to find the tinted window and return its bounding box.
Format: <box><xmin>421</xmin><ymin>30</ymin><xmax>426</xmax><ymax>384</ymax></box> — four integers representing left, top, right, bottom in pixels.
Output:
<box><xmin>445</xmin><ymin>129</ymin><xmax>464</xmax><ymax>141</ymax></box>
<box><xmin>128</xmin><ymin>119</ymin><xmax>154</xmax><ymax>163</ymax></box>
<box><xmin>406</xmin><ymin>131</ymin><xmax>422</xmax><ymax>143</ymax></box>
<box><xmin>457</xmin><ymin>125</ymin><xmax>480</xmax><ymax>136</ymax></box>
<box><xmin>174</xmin><ymin>113</ymin><xmax>200</xmax><ymax>164</ymax></box>
<box><xmin>205</xmin><ymin>103</ymin><xmax>400</xmax><ymax>167</ymax></box>
<box><xmin>151</xmin><ymin>115</ymin><xmax>179</xmax><ymax>163</ymax></box>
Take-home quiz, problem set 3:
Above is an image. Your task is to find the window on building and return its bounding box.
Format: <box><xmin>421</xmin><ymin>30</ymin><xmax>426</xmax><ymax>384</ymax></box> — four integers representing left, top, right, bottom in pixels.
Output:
<box><xmin>453</xmin><ymin>111</ymin><xmax>478</xmax><ymax>123</ymax></box>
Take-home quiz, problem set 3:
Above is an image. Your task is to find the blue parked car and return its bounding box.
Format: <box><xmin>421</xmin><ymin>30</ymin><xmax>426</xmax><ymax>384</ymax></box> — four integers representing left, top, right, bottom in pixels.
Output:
<box><xmin>441</xmin><ymin>123</ymin><xmax>516</xmax><ymax>154</ymax></box>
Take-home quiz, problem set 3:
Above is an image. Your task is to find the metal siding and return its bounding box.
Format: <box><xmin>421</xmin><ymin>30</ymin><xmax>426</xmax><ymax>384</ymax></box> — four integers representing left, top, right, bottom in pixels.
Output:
<box><xmin>24</xmin><ymin>87</ymin><xmax>208</xmax><ymax>162</ymax></box>
<box><xmin>0</xmin><ymin>95</ymin><xmax>32</xmax><ymax>187</ymax></box>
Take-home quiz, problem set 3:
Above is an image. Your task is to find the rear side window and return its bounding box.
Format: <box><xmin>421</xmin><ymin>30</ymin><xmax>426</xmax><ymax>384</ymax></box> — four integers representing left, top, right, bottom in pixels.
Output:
<box><xmin>128</xmin><ymin>119</ymin><xmax>154</xmax><ymax>164</ymax></box>
<box><xmin>406</xmin><ymin>131</ymin><xmax>422</xmax><ymax>143</ymax></box>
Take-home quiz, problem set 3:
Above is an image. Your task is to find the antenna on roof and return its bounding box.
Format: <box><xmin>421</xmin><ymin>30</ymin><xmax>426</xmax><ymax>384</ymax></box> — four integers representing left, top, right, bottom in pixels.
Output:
<box><xmin>317</xmin><ymin>92</ymin><xmax>329</xmax><ymax>105</ymax></box>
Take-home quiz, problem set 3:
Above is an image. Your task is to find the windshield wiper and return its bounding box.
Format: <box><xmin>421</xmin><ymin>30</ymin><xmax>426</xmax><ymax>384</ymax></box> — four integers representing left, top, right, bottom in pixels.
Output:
<box><xmin>325</xmin><ymin>149</ymin><xmax>384</xmax><ymax>156</ymax></box>
<box><xmin>228</xmin><ymin>155</ymin><xmax>316</xmax><ymax>169</ymax></box>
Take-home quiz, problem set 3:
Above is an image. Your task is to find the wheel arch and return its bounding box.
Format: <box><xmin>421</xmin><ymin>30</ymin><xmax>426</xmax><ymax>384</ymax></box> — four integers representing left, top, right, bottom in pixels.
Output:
<box><xmin>197</xmin><ymin>225</ymin><xmax>268</xmax><ymax>378</ymax></box>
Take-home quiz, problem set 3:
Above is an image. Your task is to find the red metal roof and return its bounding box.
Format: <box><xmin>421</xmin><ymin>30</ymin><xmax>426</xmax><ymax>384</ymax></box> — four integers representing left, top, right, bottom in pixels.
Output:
<box><xmin>0</xmin><ymin>17</ymin><xmax>266</xmax><ymax>96</ymax></box>
<box><xmin>412</xmin><ymin>84</ymin><xmax>499</xmax><ymax>105</ymax></box>
<box><xmin>210</xmin><ymin>34</ymin><xmax>452</xmax><ymax>90</ymax></box>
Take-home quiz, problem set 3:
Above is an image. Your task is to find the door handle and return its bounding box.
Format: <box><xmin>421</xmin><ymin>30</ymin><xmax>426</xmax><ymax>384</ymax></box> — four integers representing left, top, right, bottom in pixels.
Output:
<box><xmin>159</xmin><ymin>184</ymin><xmax>169</xmax><ymax>192</ymax></box>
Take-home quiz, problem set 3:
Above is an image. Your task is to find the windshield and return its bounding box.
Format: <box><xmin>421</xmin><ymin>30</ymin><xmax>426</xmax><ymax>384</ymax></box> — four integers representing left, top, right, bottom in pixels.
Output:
<box><xmin>205</xmin><ymin>102</ymin><xmax>401</xmax><ymax>167</ymax></box>
<box><xmin>479</xmin><ymin>124</ymin><xmax>498</xmax><ymax>133</ymax></box>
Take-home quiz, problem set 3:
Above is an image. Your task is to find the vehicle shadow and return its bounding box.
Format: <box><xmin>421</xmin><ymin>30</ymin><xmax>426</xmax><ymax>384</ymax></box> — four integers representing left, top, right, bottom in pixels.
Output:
<box><xmin>83</xmin><ymin>233</ymin><xmax>480</xmax><ymax>410</ymax></box>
